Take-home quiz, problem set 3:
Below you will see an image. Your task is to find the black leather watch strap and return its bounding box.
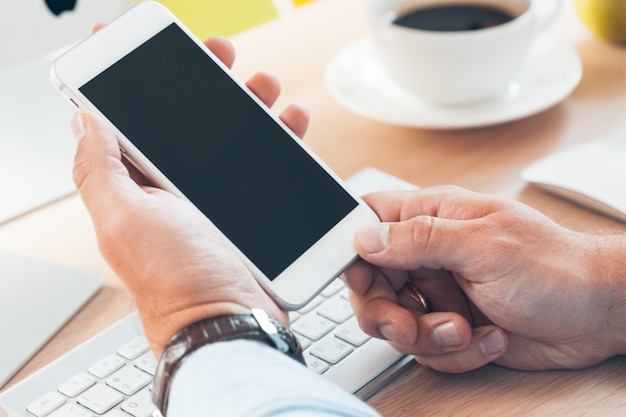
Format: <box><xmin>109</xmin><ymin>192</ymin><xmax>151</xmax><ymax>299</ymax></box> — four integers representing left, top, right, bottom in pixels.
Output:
<box><xmin>152</xmin><ymin>310</ymin><xmax>304</xmax><ymax>416</ymax></box>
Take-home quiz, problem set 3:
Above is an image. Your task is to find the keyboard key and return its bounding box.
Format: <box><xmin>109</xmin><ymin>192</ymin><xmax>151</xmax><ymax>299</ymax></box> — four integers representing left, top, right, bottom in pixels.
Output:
<box><xmin>339</xmin><ymin>287</ymin><xmax>350</xmax><ymax>301</ymax></box>
<box><xmin>309</xmin><ymin>336</ymin><xmax>354</xmax><ymax>364</ymax></box>
<box><xmin>335</xmin><ymin>317</ymin><xmax>371</xmax><ymax>347</ymax></box>
<box><xmin>77</xmin><ymin>384</ymin><xmax>124</xmax><ymax>414</ymax></box>
<box><xmin>27</xmin><ymin>391</ymin><xmax>66</xmax><ymax>417</ymax></box>
<box><xmin>316</xmin><ymin>294</ymin><xmax>353</xmax><ymax>324</ymax></box>
<box><xmin>322</xmin><ymin>337</ymin><xmax>407</xmax><ymax>395</ymax></box>
<box><xmin>295</xmin><ymin>334</ymin><xmax>311</xmax><ymax>350</ymax></box>
<box><xmin>121</xmin><ymin>390</ymin><xmax>157</xmax><ymax>417</ymax></box>
<box><xmin>134</xmin><ymin>351</ymin><xmax>157</xmax><ymax>376</ymax></box>
<box><xmin>107</xmin><ymin>366</ymin><xmax>152</xmax><ymax>396</ymax></box>
<box><xmin>288</xmin><ymin>310</ymin><xmax>301</xmax><ymax>323</ymax></box>
<box><xmin>104</xmin><ymin>409</ymin><xmax>129</xmax><ymax>417</ymax></box>
<box><xmin>48</xmin><ymin>402</ymin><xmax>93</xmax><ymax>417</ymax></box>
<box><xmin>118</xmin><ymin>336</ymin><xmax>150</xmax><ymax>360</ymax></box>
<box><xmin>303</xmin><ymin>353</ymin><xmax>329</xmax><ymax>374</ymax></box>
<box><xmin>88</xmin><ymin>353</ymin><xmax>125</xmax><ymax>379</ymax></box>
<box><xmin>58</xmin><ymin>372</ymin><xmax>97</xmax><ymax>398</ymax></box>
<box><xmin>298</xmin><ymin>295</ymin><xmax>324</xmax><ymax>314</ymax></box>
<box><xmin>320</xmin><ymin>279</ymin><xmax>344</xmax><ymax>297</ymax></box>
<box><xmin>291</xmin><ymin>315</ymin><xmax>335</xmax><ymax>341</ymax></box>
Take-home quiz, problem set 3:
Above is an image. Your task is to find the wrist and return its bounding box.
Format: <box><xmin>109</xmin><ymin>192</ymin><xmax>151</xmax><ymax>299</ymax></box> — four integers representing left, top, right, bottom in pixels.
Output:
<box><xmin>131</xmin><ymin>284</ymin><xmax>289</xmax><ymax>358</ymax></box>
<box><xmin>594</xmin><ymin>235</ymin><xmax>626</xmax><ymax>356</ymax></box>
<box><xmin>152</xmin><ymin>309</ymin><xmax>304</xmax><ymax>415</ymax></box>
<box><xmin>138</xmin><ymin>301</ymin><xmax>252</xmax><ymax>358</ymax></box>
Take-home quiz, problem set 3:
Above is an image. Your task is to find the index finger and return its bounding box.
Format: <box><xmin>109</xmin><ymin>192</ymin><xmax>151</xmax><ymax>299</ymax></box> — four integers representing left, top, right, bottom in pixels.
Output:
<box><xmin>362</xmin><ymin>185</ymin><xmax>500</xmax><ymax>223</ymax></box>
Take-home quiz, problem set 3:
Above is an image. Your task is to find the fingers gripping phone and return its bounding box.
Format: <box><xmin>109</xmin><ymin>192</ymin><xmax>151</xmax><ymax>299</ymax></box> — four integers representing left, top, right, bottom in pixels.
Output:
<box><xmin>50</xmin><ymin>1</ymin><xmax>379</xmax><ymax>310</ymax></box>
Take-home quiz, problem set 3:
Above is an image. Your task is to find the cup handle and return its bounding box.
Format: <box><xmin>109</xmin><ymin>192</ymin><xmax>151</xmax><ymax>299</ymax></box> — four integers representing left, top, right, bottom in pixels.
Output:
<box><xmin>535</xmin><ymin>0</ymin><xmax>562</xmax><ymax>33</ymax></box>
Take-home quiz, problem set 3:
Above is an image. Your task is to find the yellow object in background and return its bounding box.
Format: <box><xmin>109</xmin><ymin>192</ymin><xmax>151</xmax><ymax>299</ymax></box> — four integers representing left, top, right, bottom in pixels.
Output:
<box><xmin>293</xmin><ymin>0</ymin><xmax>315</xmax><ymax>5</ymax></box>
<box><xmin>575</xmin><ymin>0</ymin><xmax>626</xmax><ymax>43</ymax></box>
<box><xmin>155</xmin><ymin>0</ymin><xmax>279</xmax><ymax>39</ymax></box>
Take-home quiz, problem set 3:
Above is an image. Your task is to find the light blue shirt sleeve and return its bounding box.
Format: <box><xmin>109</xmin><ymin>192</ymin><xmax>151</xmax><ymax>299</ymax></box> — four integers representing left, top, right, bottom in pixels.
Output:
<box><xmin>167</xmin><ymin>339</ymin><xmax>383</xmax><ymax>417</ymax></box>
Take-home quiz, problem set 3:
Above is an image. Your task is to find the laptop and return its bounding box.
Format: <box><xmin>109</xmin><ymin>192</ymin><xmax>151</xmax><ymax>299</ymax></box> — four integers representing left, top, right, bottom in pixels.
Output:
<box><xmin>0</xmin><ymin>55</ymin><xmax>78</xmax><ymax>224</ymax></box>
<box><xmin>0</xmin><ymin>168</ymin><xmax>418</xmax><ymax>416</ymax></box>
<box><xmin>0</xmin><ymin>0</ymin><xmax>121</xmax><ymax>385</ymax></box>
<box><xmin>0</xmin><ymin>0</ymin><xmax>130</xmax><ymax>70</ymax></box>
<box><xmin>0</xmin><ymin>55</ymin><xmax>105</xmax><ymax>392</ymax></box>
<box><xmin>0</xmin><ymin>0</ymin><xmax>132</xmax><ymax>223</ymax></box>
<box><xmin>0</xmin><ymin>251</ymin><xmax>102</xmax><ymax>389</ymax></box>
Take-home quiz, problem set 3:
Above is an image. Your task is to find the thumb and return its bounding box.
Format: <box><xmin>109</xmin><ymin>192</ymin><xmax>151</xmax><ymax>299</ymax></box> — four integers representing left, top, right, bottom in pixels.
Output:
<box><xmin>71</xmin><ymin>111</ymin><xmax>143</xmax><ymax>221</ymax></box>
<box><xmin>354</xmin><ymin>215</ymin><xmax>473</xmax><ymax>272</ymax></box>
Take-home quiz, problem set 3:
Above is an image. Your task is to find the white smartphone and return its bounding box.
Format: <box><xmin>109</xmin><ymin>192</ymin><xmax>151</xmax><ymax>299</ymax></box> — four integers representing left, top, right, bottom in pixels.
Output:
<box><xmin>50</xmin><ymin>1</ymin><xmax>379</xmax><ymax>310</ymax></box>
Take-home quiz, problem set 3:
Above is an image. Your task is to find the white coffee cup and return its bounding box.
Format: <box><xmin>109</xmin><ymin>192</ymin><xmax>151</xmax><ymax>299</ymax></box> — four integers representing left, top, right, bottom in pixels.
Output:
<box><xmin>366</xmin><ymin>0</ymin><xmax>561</xmax><ymax>106</ymax></box>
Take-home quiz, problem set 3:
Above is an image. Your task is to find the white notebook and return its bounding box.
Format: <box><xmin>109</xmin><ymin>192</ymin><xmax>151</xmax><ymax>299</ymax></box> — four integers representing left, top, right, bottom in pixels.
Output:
<box><xmin>0</xmin><ymin>251</ymin><xmax>102</xmax><ymax>388</ymax></box>
<box><xmin>0</xmin><ymin>55</ymin><xmax>78</xmax><ymax>224</ymax></box>
<box><xmin>522</xmin><ymin>136</ymin><xmax>626</xmax><ymax>223</ymax></box>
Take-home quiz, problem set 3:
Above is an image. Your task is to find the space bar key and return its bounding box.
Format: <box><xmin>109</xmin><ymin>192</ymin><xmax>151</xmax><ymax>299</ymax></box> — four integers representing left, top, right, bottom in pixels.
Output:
<box><xmin>323</xmin><ymin>338</ymin><xmax>409</xmax><ymax>395</ymax></box>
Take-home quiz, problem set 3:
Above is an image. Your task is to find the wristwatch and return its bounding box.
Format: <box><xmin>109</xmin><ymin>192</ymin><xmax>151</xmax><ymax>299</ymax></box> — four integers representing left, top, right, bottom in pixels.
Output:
<box><xmin>152</xmin><ymin>308</ymin><xmax>304</xmax><ymax>416</ymax></box>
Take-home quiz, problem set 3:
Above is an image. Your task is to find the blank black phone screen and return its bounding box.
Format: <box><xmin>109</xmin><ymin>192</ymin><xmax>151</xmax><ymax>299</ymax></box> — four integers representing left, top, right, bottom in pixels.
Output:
<box><xmin>79</xmin><ymin>23</ymin><xmax>358</xmax><ymax>280</ymax></box>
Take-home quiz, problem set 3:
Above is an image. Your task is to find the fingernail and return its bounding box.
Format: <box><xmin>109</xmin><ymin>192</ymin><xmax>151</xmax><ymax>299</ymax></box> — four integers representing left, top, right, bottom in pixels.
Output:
<box><xmin>70</xmin><ymin>112</ymin><xmax>87</xmax><ymax>143</ymax></box>
<box><xmin>480</xmin><ymin>330</ymin><xmax>506</xmax><ymax>356</ymax></box>
<box><xmin>357</xmin><ymin>224</ymin><xmax>389</xmax><ymax>254</ymax></box>
<box><xmin>379</xmin><ymin>324</ymin><xmax>398</xmax><ymax>343</ymax></box>
<box><xmin>432</xmin><ymin>321</ymin><xmax>462</xmax><ymax>348</ymax></box>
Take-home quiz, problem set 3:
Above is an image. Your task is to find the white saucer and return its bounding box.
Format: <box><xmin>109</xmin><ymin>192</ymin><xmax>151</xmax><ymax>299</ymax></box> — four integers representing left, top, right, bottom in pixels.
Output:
<box><xmin>324</xmin><ymin>35</ymin><xmax>582</xmax><ymax>129</ymax></box>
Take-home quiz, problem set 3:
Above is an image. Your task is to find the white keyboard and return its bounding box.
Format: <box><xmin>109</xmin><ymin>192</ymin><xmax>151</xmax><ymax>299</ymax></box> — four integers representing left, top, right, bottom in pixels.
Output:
<box><xmin>0</xmin><ymin>168</ymin><xmax>418</xmax><ymax>417</ymax></box>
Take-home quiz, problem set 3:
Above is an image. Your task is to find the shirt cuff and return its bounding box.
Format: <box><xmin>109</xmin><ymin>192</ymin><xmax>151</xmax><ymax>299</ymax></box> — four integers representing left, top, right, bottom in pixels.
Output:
<box><xmin>167</xmin><ymin>339</ymin><xmax>382</xmax><ymax>417</ymax></box>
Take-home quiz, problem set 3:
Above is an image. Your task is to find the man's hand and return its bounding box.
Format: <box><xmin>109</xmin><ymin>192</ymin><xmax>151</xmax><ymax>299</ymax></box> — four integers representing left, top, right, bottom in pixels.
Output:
<box><xmin>71</xmin><ymin>36</ymin><xmax>309</xmax><ymax>358</ymax></box>
<box><xmin>344</xmin><ymin>186</ymin><xmax>626</xmax><ymax>372</ymax></box>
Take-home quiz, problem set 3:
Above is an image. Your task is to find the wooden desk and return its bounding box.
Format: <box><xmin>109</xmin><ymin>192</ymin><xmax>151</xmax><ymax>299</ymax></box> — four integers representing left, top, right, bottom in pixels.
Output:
<box><xmin>2</xmin><ymin>0</ymin><xmax>626</xmax><ymax>415</ymax></box>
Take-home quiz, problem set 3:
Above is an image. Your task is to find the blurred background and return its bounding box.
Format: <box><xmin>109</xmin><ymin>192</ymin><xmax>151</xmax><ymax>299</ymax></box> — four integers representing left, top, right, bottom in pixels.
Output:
<box><xmin>0</xmin><ymin>0</ymin><xmax>317</xmax><ymax>69</ymax></box>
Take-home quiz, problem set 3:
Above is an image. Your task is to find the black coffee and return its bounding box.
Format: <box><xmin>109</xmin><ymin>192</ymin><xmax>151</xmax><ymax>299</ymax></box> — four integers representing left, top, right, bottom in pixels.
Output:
<box><xmin>393</xmin><ymin>4</ymin><xmax>515</xmax><ymax>32</ymax></box>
